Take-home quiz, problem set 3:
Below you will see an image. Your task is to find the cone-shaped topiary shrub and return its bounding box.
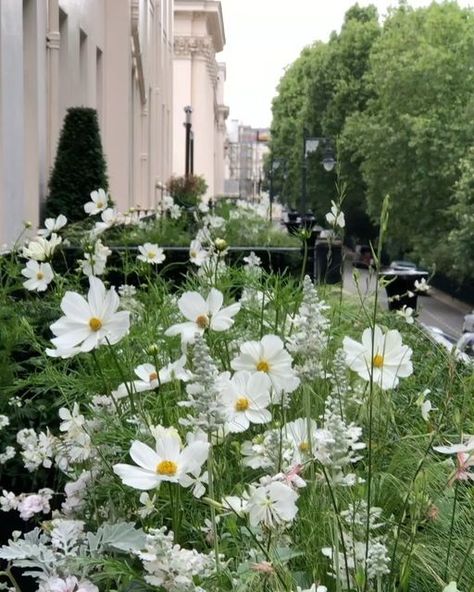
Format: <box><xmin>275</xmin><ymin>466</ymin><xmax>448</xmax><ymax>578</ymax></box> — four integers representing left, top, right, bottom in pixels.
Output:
<box><xmin>45</xmin><ymin>107</ymin><xmax>109</xmax><ymax>222</ymax></box>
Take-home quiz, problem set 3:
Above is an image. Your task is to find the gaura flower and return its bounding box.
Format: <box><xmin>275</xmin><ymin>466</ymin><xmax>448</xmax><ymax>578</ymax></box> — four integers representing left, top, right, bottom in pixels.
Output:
<box><xmin>137</xmin><ymin>243</ymin><xmax>166</xmax><ymax>265</ymax></box>
<box><xmin>246</xmin><ymin>479</ymin><xmax>299</xmax><ymax>528</ymax></box>
<box><xmin>44</xmin><ymin>576</ymin><xmax>98</xmax><ymax>592</ymax></box>
<box><xmin>325</xmin><ymin>200</ymin><xmax>345</xmax><ymax>228</ymax></box>
<box><xmin>84</xmin><ymin>188</ymin><xmax>109</xmax><ymax>215</ymax></box>
<box><xmin>165</xmin><ymin>288</ymin><xmax>240</xmax><ymax>343</ymax></box>
<box><xmin>113</xmin><ymin>356</ymin><xmax>192</xmax><ymax>398</ymax></box>
<box><xmin>343</xmin><ymin>325</ymin><xmax>413</xmax><ymax>390</ymax></box>
<box><xmin>46</xmin><ymin>276</ymin><xmax>130</xmax><ymax>358</ymax></box>
<box><xmin>433</xmin><ymin>438</ymin><xmax>474</xmax><ymax>485</ymax></box>
<box><xmin>113</xmin><ymin>427</ymin><xmax>209</xmax><ymax>490</ymax></box>
<box><xmin>414</xmin><ymin>277</ymin><xmax>430</xmax><ymax>293</ymax></box>
<box><xmin>217</xmin><ymin>370</ymin><xmax>272</xmax><ymax>433</ymax></box>
<box><xmin>396</xmin><ymin>305</ymin><xmax>414</xmax><ymax>325</ymax></box>
<box><xmin>21</xmin><ymin>260</ymin><xmax>54</xmax><ymax>292</ymax></box>
<box><xmin>231</xmin><ymin>334</ymin><xmax>300</xmax><ymax>395</ymax></box>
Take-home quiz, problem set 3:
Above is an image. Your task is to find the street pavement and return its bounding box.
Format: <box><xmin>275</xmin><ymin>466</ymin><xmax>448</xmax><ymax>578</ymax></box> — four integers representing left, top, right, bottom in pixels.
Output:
<box><xmin>342</xmin><ymin>261</ymin><xmax>472</xmax><ymax>340</ymax></box>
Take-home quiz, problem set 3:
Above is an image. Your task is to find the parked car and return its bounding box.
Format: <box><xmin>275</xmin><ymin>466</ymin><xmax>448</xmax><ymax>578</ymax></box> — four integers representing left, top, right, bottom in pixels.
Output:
<box><xmin>462</xmin><ymin>312</ymin><xmax>474</xmax><ymax>333</ymax></box>
<box><xmin>388</xmin><ymin>260</ymin><xmax>417</xmax><ymax>271</ymax></box>
<box><xmin>421</xmin><ymin>324</ymin><xmax>472</xmax><ymax>363</ymax></box>
<box><xmin>457</xmin><ymin>332</ymin><xmax>474</xmax><ymax>358</ymax></box>
<box><xmin>352</xmin><ymin>245</ymin><xmax>374</xmax><ymax>269</ymax></box>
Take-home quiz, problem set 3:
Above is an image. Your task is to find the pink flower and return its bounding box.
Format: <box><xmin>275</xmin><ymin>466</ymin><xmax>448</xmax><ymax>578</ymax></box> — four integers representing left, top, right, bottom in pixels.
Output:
<box><xmin>452</xmin><ymin>451</ymin><xmax>474</xmax><ymax>485</ymax></box>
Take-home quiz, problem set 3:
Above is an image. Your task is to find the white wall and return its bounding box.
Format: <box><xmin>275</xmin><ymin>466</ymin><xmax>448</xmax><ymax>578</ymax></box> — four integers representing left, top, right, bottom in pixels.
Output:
<box><xmin>0</xmin><ymin>0</ymin><xmax>175</xmax><ymax>244</ymax></box>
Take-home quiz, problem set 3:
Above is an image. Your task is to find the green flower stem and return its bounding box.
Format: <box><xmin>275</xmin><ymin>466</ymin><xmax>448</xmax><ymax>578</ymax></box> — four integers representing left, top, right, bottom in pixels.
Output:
<box><xmin>105</xmin><ymin>337</ymin><xmax>137</xmax><ymax>415</ymax></box>
<box><xmin>207</xmin><ymin>438</ymin><xmax>220</xmax><ymax>574</ymax></box>
<box><xmin>364</xmin><ymin>197</ymin><xmax>389</xmax><ymax>592</ymax></box>
<box><xmin>445</xmin><ymin>480</ymin><xmax>459</xmax><ymax>581</ymax></box>
<box><xmin>299</xmin><ymin>233</ymin><xmax>309</xmax><ymax>286</ymax></box>
<box><xmin>321</xmin><ymin>466</ymin><xmax>352</xmax><ymax>592</ymax></box>
<box><xmin>90</xmin><ymin>349</ymin><xmax>120</xmax><ymax>414</ymax></box>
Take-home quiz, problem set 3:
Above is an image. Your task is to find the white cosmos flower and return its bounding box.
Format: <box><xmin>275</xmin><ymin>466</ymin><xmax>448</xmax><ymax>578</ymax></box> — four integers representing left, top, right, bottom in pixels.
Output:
<box><xmin>165</xmin><ymin>288</ymin><xmax>240</xmax><ymax>344</ymax></box>
<box><xmin>137</xmin><ymin>242</ymin><xmax>166</xmax><ymax>265</ymax></box>
<box><xmin>113</xmin><ymin>427</ymin><xmax>209</xmax><ymax>490</ymax></box>
<box><xmin>84</xmin><ymin>188</ymin><xmax>109</xmax><ymax>215</ymax></box>
<box><xmin>113</xmin><ymin>356</ymin><xmax>192</xmax><ymax>398</ymax></box>
<box><xmin>189</xmin><ymin>239</ymin><xmax>209</xmax><ymax>266</ymax></box>
<box><xmin>246</xmin><ymin>479</ymin><xmax>299</xmax><ymax>528</ymax></box>
<box><xmin>218</xmin><ymin>370</ymin><xmax>272</xmax><ymax>433</ymax></box>
<box><xmin>297</xmin><ymin>586</ymin><xmax>328</xmax><ymax>592</ymax></box>
<box><xmin>21</xmin><ymin>260</ymin><xmax>54</xmax><ymax>292</ymax></box>
<box><xmin>285</xmin><ymin>417</ymin><xmax>334</xmax><ymax>465</ymax></box>
<box><xmin>325</xmin><ymin>201</ymin><xmax>345</xmax><ymax>228</ymax></box>
<box><xmin>343</xmin><ymin>325</ymin><xmax>413</xmax><ymax>390</ymax></box>
<box><xmin>38</xmin><ymin>214</ymin><xmax>67</xmax><ymax>237</ymax></box>
<box><xmin>46</xmin><ymin>276</ymin><xmax>130</xmax><ymax>358</ymax></box>
<box><xmin>231</xmin><ymin>334</ymin><xmax>300</xmax><ymax>395</ymax></box>
<box><xmin>22</xmin><ymin>233</ymin><xmax>62</xmax><ymax>261</ymax></box>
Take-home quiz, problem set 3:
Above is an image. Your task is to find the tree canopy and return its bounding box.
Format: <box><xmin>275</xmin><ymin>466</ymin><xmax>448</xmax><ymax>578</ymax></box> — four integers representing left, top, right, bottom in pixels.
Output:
<box><xmin>269</xmin><ymin>1</ymin><xmax>474</xmax><ymax>281</ymax></box>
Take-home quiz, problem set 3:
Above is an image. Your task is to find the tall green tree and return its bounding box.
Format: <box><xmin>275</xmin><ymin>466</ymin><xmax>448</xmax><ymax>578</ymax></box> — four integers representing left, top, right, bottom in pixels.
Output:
<box><xmin>269</xmin><ymin>4</ymin><xmax>380</xmax><ymax>241</ymax></box>
<box><xmin>268</xmin><ymin>44</ymin><xmax>323</xmax><ymax>210</ymax></box>
<box><xmin>345</xmin><ymin>2</ymin><xmax>474</xmax><ymax>266</ymax></box>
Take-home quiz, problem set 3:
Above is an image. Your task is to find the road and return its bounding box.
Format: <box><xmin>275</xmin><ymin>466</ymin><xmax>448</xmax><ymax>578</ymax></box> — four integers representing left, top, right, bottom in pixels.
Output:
<box><xmin>342</xmin><ymin>262</ymin><xmax>471</xmax><ymax>340</ymax></box>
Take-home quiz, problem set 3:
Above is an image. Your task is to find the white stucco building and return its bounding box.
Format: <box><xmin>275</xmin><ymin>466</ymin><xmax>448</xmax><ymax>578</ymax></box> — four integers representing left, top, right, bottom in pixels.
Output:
<box><xmin>0</xmin><ymin>0</ymin><xmax>174</xmax><ymax>246</ymax></box>
<box><xmin>172</xmin><ymin>0</ymin><xmax>228</xmax><ymax>199</ymax></box>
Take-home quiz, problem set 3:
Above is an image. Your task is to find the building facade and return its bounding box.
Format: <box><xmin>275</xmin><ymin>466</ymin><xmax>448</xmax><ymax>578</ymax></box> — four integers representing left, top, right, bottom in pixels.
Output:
<box><xmin>172</xmin><ymin>0</ymin><xmax>228</xmax><ymax>199</ymax></box>
<box><xmin>0</xmin><ymin>0</ymin><xmax>174</xmax><ymax>246</ymax></box>
<box><xmin>224</xmin><ymin>121</ymin><xmax>270</xmax><ymax>199</ymax></box>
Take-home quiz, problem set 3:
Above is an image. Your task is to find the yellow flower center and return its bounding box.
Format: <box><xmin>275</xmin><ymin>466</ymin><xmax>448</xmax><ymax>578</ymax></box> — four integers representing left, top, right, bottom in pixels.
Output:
<box><xmin>373</xmin><ymin>353</ymin><xmax>384</xmax><ymax>368</ymax></box>
<box><xmin>235</xmin><ymin>397</ymin><xmax>250</xmax><ymax>412</ymax></box>
<box><xmin>156</xmin><ymin>460</ymin><xmax>178</xmax><ymax>476</ymax></box>
<box><xmin>196</xmin><ymin>314</ymin><xmax>209</xmax><ymax>329</ymax></box>
<box><xmin>147</xmin><ymin>251</ymin><xmax>156</xmax><ymax>259</ymax></box>
<box><xmin>89</xmin><ymin>317</ymin><xmax>103</xmax><ymax>332</ymax></box>
<box><xmin>190</xmin><ymin>250</ymin><xmax>197</xmax><ymax>258</ymax></box>
<box><xmin>256</xmin><ymin>360</ymin><xmax>270</xmax><ymax>373</ymax></box>
<box><xmin>149</xmin><ymin>372</ymin><xmax>158</xmax><ymax>382</ymax></box>
<box><xmin>97</xmin><ymin>201</ymin><xmax>104</xmax><ymax>208</ymax></box>
<box><xmin>36</xmin><ymin>272</ymin><xmax>44</xmax><ymax>280</ymax></box>
<box><xmin>299</xmin><ymin>441</ymin><xmax>310</xmax><ymax>453</ymax></box>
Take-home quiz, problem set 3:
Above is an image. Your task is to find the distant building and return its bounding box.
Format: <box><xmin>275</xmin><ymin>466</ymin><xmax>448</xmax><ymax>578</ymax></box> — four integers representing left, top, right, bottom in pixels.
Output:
<box><xmin>0</xmin><ymin>0</ymin><xmax>174</xmax><ymax>246</ymax></box>
<box><xmin>224</xmin><ymin>121</ymin><xmax>270</xmax><ymax>199</ymax></box>
<box><xmin>172</xmin><ymin>0</ymin><xmax>228</xmax><ymax>199</ymax></box>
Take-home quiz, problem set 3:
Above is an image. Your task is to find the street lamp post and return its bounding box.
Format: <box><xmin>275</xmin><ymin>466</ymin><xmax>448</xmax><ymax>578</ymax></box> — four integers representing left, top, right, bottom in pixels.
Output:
<box><xmin>269</xmin><ymin>157</ymin><xmax>281</xmax><ymax>221</ymax></box>
<box><xmin>184</xmin><ymin>106</ymin><xmax>193</xmax><ymax>178</ymax></box>
<box><xmin>300</xmin><ymin>132</ymin><xmax>336</xmax><ymax>214</ymax></box>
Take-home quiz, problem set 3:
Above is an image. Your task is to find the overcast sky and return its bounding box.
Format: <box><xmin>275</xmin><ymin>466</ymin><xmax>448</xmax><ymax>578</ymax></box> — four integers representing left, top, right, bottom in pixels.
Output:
<box><xmin>219</xmin><ymin>0</ymin><xmax>473</xmax><ymax>128</ymax></box>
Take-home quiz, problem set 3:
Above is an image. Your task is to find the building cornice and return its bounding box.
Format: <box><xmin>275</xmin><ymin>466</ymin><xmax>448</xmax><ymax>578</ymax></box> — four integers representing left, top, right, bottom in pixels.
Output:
<box><xmin>174</xmin><ymin>1</ymin><xmax>225</xmax><ymax>52</ymax></box>
<box><xmin>174</xmin><ymin>35</ymin><xmax>219</xmax><ymax>86</ymax></box>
